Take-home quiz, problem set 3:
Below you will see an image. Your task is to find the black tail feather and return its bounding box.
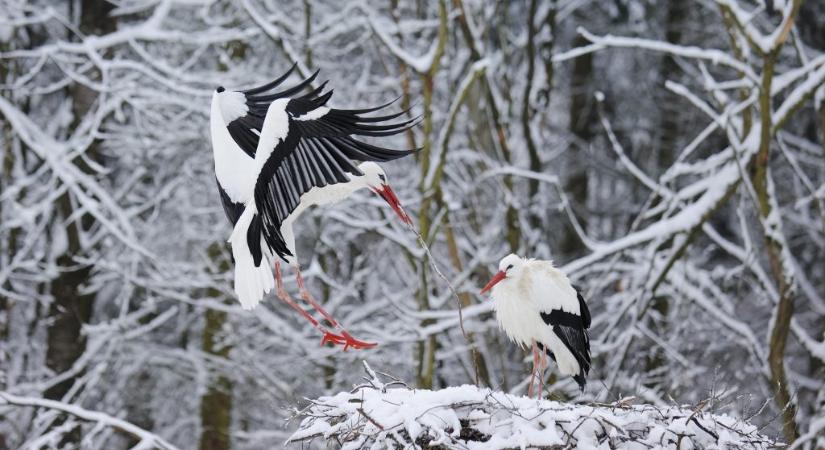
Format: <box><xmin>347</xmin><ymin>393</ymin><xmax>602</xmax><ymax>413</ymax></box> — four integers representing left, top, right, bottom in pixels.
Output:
<box><xmin>573</xmin><ymin>373</ymin><xmax>587</xmax><ymax>392</ymax></box>
<box><xmin>247</xmin><ymin>214</ymin><xmax>263</xmax><ymax>267</ymax></box>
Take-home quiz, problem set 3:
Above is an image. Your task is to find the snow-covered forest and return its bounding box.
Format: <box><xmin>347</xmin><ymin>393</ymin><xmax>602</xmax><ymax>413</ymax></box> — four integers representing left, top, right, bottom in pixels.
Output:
<box><xmin>1</xmin><ymin>0</ymin><xmax>824</xmax><ymax>448</ymax></box>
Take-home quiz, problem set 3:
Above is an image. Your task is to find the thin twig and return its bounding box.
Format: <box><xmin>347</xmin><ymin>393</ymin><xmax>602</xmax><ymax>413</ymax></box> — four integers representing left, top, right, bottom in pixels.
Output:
<box><xmin>403</xmin><ymin>220</ymin><xmax>481</xmax><ymax>385</ymax></box>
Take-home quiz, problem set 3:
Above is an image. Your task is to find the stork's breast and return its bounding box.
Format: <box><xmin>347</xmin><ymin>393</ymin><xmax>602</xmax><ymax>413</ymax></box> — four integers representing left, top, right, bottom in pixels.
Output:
<box><xmin>493</xmin><ymin>294</ymin><xmax>544</xmax><ymax>348</ymax></box>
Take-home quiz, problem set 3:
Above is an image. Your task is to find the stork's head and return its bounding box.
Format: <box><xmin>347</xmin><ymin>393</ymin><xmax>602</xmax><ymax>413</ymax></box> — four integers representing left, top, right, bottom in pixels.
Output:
<box><xmin>359</xmin><ymin>162</ymin><xmax>413</xmax><ymax>225</ymax></box>
<box><xmin>480</xmin><ymin>254</ymin><xmax>525</xmax><ymax>294</ymax></box>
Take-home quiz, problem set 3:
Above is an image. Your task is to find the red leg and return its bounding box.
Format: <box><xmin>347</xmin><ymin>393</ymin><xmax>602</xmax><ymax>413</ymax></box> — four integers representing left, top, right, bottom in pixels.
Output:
<box><xmin>538</xmin><ymin>348</ymin><xmax>547</xmax><ymax>400</ymax></box>
<box><xmin>293</xmin><ymin>265</ymin><xmax>377</xmax><ymax>350</ymax></box>
<box><xmin>274</xmin><ymin>262</ymin><xmax>344</xmax><ymax>346</ymax></box>
<box><xmin>529</xmin><ymin>340</ymin><xmax>539</xmax><ymax>398</ymax></box>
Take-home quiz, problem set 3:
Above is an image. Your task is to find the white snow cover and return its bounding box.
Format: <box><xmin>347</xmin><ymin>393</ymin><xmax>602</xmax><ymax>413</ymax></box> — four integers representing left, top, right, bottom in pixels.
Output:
<box><xmin>289</xmin><ymin>363</ymin><xmax>780</xmax><ymax>450</ymax></box>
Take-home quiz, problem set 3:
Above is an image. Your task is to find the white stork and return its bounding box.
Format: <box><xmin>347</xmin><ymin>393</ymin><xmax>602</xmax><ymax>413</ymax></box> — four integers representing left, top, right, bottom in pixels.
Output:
<box><xmin>210</xmin><ymin>65</ymin><xmax>416</xmax><ymax>349</ymax></box>
<box><xmin>481</xmin><ymin>254</ymin><xmax>591</xmax><ymax>397</ymax></box>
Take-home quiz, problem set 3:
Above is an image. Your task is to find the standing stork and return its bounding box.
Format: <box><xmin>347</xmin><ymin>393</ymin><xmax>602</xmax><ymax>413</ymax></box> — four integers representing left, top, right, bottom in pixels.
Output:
<box><xmin>210</xmin><ymin>65</ymin><xmax>416</xmax><ymax>350</ymax></box>
<box><xmin>481</xmin><ymin>254</ymin><xmax>592</xmax><ymax>397</ymax></box>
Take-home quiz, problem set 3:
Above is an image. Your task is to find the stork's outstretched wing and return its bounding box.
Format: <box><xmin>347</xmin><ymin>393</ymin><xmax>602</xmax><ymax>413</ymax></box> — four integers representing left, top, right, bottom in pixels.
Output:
<box><xmin>247</xmin><ymin>89</ymin><xmax>418</xmax><ymax>264</ymax></box>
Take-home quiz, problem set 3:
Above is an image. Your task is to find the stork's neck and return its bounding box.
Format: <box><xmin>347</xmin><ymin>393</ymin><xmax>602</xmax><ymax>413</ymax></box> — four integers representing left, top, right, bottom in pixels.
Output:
<box><xmin>317</xmin><ymin>173</ymin><xmax>370</xmax><ymax>204</ymax></box>
<box><xmin>286</xmin><ymin>172</ymin><xmax>371</xmax><ymax>216</ymax></box>
<box><xmin>345</xmin><ymin>171</ymin><xmax>371</xmax><ymax>191</ymax></box>
<box><xmin>211</xmin><ymin>94</ymin><xmax>256</xmax><ymax>203</ymax></box>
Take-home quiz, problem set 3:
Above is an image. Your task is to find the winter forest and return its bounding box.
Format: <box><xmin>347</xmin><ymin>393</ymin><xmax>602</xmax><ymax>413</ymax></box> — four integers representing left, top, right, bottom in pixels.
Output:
<box><xmin>2</xmin><ymin>0</ymin><xmax>825</xmax><ymax>448</ymax></box>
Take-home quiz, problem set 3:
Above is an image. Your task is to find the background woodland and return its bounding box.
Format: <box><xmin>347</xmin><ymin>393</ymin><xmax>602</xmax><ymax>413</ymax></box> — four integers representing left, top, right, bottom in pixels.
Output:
<box><xmin>1</xmin><ymin>0</ymin><xmax>825</xmax><ymax>448</ymax></box>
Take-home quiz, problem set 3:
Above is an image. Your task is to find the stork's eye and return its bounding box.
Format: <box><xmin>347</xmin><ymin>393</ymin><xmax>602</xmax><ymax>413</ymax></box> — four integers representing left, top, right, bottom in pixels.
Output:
<box><xmin>216</xmin><ymin>86</ymin><xmax>225</xmax><ymax>93</ymax></box>
<box><xmin>378</xmin><ymin>174</ymin><xmax>386</xmax><ymax>182</ymax></box>
<box><xmin>506</xmin><ymin>264</ymin><xmax>513</xmax><ymax>270</ymax></box>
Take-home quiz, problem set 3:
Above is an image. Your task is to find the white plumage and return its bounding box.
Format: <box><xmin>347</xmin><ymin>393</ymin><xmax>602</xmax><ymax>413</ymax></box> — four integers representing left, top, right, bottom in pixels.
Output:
<box><xmin>211</xmin><ymin>90</ymin><xmax>275</xmax><ymax>309</ymax></box>
<box><xmin>482</xmin><ymin>254</ymin><xmax>592</xmax><ymax>396</ymax></box>
<box><xmin>210</xmin><ymin>90</ymin><xmax>256</xmax><ymax>204</ymax></box>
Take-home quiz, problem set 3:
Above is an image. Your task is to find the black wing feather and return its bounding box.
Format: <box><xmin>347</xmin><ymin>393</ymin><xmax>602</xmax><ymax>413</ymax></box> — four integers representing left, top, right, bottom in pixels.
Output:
<box><xmin>241</xmin><ymin>62</ymin><xmax>297</xmax><ymax>95</ymax></box>
<box><xmin>225</xmin><ymin>65</ymin><xmax>317</xmax><ymax>158</ymax></box>
<box><xmin>540</xmin><ymin>308</ymin><xmax>591</xmax><ymax>391</ymax></box>
<box><xmin>246</xmin><ymin>70</ymin><xmax>320</xmax><ymax>104</ymax></box>
<box><xmin>216</xmin><ymin>178</ymin><xmax>245</xmax><ymax>226</ymax></box>
<box><xmin>574</xmin><ymin>285</ymin><xmax>592</xmax><ymax>328</ymax></box>
<box><xmin>226</xmin><ymin>116</ymin><xmax>262</xmax><ymax>158</ymax></box>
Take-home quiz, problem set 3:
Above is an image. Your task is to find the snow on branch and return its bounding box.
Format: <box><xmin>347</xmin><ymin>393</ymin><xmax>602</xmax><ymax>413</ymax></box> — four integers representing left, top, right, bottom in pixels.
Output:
<box><xmin>773</xmin><ymin>61</ymin><xmax>825</xmax><ymax>132</ymax></box>
<box><xmin>716</xmin><ymin>0</ymin><xmax>800</xmax><ymax>54</ymax></box>
<box><xmin>570</xmin><ymin>28</ymin><xmax>758</xmax><ymax>82</ymax></box>
<box><xmin>0</xmin><ymin>392</ymin><xmax>181</xmax><ymax>450</ymax></box>
<box><xmin>0</xmin><ymin>96</ymin><xmax>151</xmax><ymax>258</ymax></box>
<box><xmin>425</xmin><ymin>58</ymin><xmax>489</xmax><ymax>188</ymax></box>
<box><xmin>288</xmin><ymin>363</ymin><xmax>780</xmax><ymax>449</ymax></box>
<box><xmin>366</xmin><ymin>0</ymin><xmax>448</xmax><ymax>74</ymax></box>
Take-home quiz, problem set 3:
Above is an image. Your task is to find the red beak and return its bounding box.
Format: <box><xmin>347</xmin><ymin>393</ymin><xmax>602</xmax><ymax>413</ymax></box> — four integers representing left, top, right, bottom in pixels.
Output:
<box><xmin>373</xmin><ymin>184</ymin><xmax>413</xmax><ymax>225</ymax></box>
<box><xmin>480</xmin><ymin>271</ymin><xmax>506</xmax><ymax>294</ymax></box>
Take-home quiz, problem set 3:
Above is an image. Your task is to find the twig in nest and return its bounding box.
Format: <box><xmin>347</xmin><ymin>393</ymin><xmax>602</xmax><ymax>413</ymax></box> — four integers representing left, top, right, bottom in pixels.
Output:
<box><xmin>357</xmin><ymin>407</ymin><xmax>385</xmax><ymax>431</ymax></box>
<box><xmin>689</xmin><ymin>416</ymin><xmax>719</xmax><ymax>441</ymax></box>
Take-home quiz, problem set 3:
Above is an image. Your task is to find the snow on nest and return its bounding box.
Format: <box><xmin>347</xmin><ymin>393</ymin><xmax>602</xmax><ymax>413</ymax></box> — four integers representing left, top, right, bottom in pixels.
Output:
<box><xmin>288</xmin><ymin>363</ymin><xmax>780</xmax><ymax>450</ymax></box>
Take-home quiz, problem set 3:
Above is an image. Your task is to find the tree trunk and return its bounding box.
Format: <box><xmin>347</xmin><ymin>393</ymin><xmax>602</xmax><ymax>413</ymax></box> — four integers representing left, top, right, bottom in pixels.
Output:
<box><xmin>416</xmin><ymin>71</ymin><xmax>438</xmax><ymax>389</ymax></box>
<box><xmin>655</xmin><ymin>0</ymin><xmax>684</xmax><ymax>172</ymax></box>
<box><xmin>199</xmin><ymin>245</ymin><xmax>234</xmax><ymax>450</ymax></box>
<box><xmin>753</xmin><ymin>51</ymin><xmax>799</xmax><ymax>443</ymax></box>
<box><xmin>645</xmin><ymin>0</ymin><xmax>684</xmax><ymax>384</ymax></box>
<box><xmin>561</xmin><ymin>34</ymin><xmax>595</xmax><ymax>258</ymax></box>
<box><xmin>43</xmin><ymin>2</ymin><xmax>114</xmax><ymax>446</ymax></box>
<box><xmin>522</xmin><ymin>0</ymin><xmax>541</xmax><ymax>198</ymax></box>
<box><xmin>453</xmin><ymin>0</ymin><xmax>520</xmax><ymax>252</ymax></box>
<box><xmin>412</xmin><ymin>0</ymin><xmax>448</xmax><ymax>389</ymax></box>
<box><xmin>45</xmin><ymin>0</ymin><xmax>114</xmax><ymax>402</ymax></box>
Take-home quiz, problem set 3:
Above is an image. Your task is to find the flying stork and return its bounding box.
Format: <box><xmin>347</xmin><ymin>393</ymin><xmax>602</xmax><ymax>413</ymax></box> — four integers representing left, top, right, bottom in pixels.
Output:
<box><xmin>210</xmin><ymin>64</ymin><xmax>416</xmax><ymax>350</ymax></box>
<box><xmin>481</xmin><ymin>254</ymin><xmax>591</xmax><ymax>397</ymax></box>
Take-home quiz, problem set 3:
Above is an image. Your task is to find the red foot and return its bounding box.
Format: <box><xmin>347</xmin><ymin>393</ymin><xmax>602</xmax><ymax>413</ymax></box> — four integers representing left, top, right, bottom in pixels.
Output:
<box><xmin>320</xmin><ymin>331</ymin><xmax>378</xmax><ymax>351</ymax></box>
<box><xmin>321</xmin><ymin>331</ymin><xmax>346</xmax><ymax>346</ymax></box>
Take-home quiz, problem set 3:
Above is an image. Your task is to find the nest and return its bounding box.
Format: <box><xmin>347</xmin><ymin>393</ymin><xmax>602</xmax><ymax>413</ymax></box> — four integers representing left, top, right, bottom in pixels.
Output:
<box><xmin>288</xmin><ymin>363</ymin><xmax>782</xmax><ymax>449</ymax></box>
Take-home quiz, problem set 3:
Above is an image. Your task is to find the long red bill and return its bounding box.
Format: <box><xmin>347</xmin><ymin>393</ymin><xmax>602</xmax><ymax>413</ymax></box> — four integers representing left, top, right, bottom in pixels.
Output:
<box><xmin>480</xmin><ymin>271</ymin><xmax>506</xmax><ymax>294</ymax></box>
<box><xmin>375</xmin><ymin>184</ymin><xmax>413</xmax><ymax>225</ymax></box>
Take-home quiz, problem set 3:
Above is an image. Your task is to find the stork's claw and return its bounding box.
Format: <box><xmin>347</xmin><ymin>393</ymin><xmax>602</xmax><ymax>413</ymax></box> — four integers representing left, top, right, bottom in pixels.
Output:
<box><xmin>340</xmin><ymin>331</ymin><xmax>378</xmax><ymax>350</ymax></box>
<box><xmin>321</xmin><ymin>332</ymin><xmax>346</xmax><ymax>346</ymax></box>
<box><xmin>320</xmin><ymin>331</ymin><xmax>377</xmax><ymax>351</ymax></box>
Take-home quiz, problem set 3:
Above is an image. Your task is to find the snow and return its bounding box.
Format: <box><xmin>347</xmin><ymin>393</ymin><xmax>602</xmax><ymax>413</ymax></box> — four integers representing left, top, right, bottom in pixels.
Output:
<box><xmin>0</xmin><ymin>22</ymin><xmax>12</xmax><ymax>43</ymax></box>
<box><xmin>289</xmin><ymin>363</ymin><xmax>780</xmax><ymax>450</ymax></box>
<box><xmin>0</xmin><ymin>392</ymin><xmax>181</xmax><ymax>450</ymax></box>
<box><xmin>716</xmin><ymin>0</ymin><xmax>798</xmax><ymax>54</ymax></box>
<box><xmin>573</xmin><ymin>27</ymin><xmax>758</xmax><ymax>81</ymax></box>
<box><xmin>773</xmin><ymin>61</ymin><xmax>825</xmax><ymax>128</ymax></box>
<box><xmin>426</xmin><ymin>58</ymin><xmax>489</xmax><ymax>188</ymax></box>
<box><xmin>4</xmin><ymin>0</ymin><xmax>825</xmax><ymax>447</ymax></box>
<box><xmin>368</xmin><ymin>12</ymin><xmax>442</xmax><ymax>74</ymax></box>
